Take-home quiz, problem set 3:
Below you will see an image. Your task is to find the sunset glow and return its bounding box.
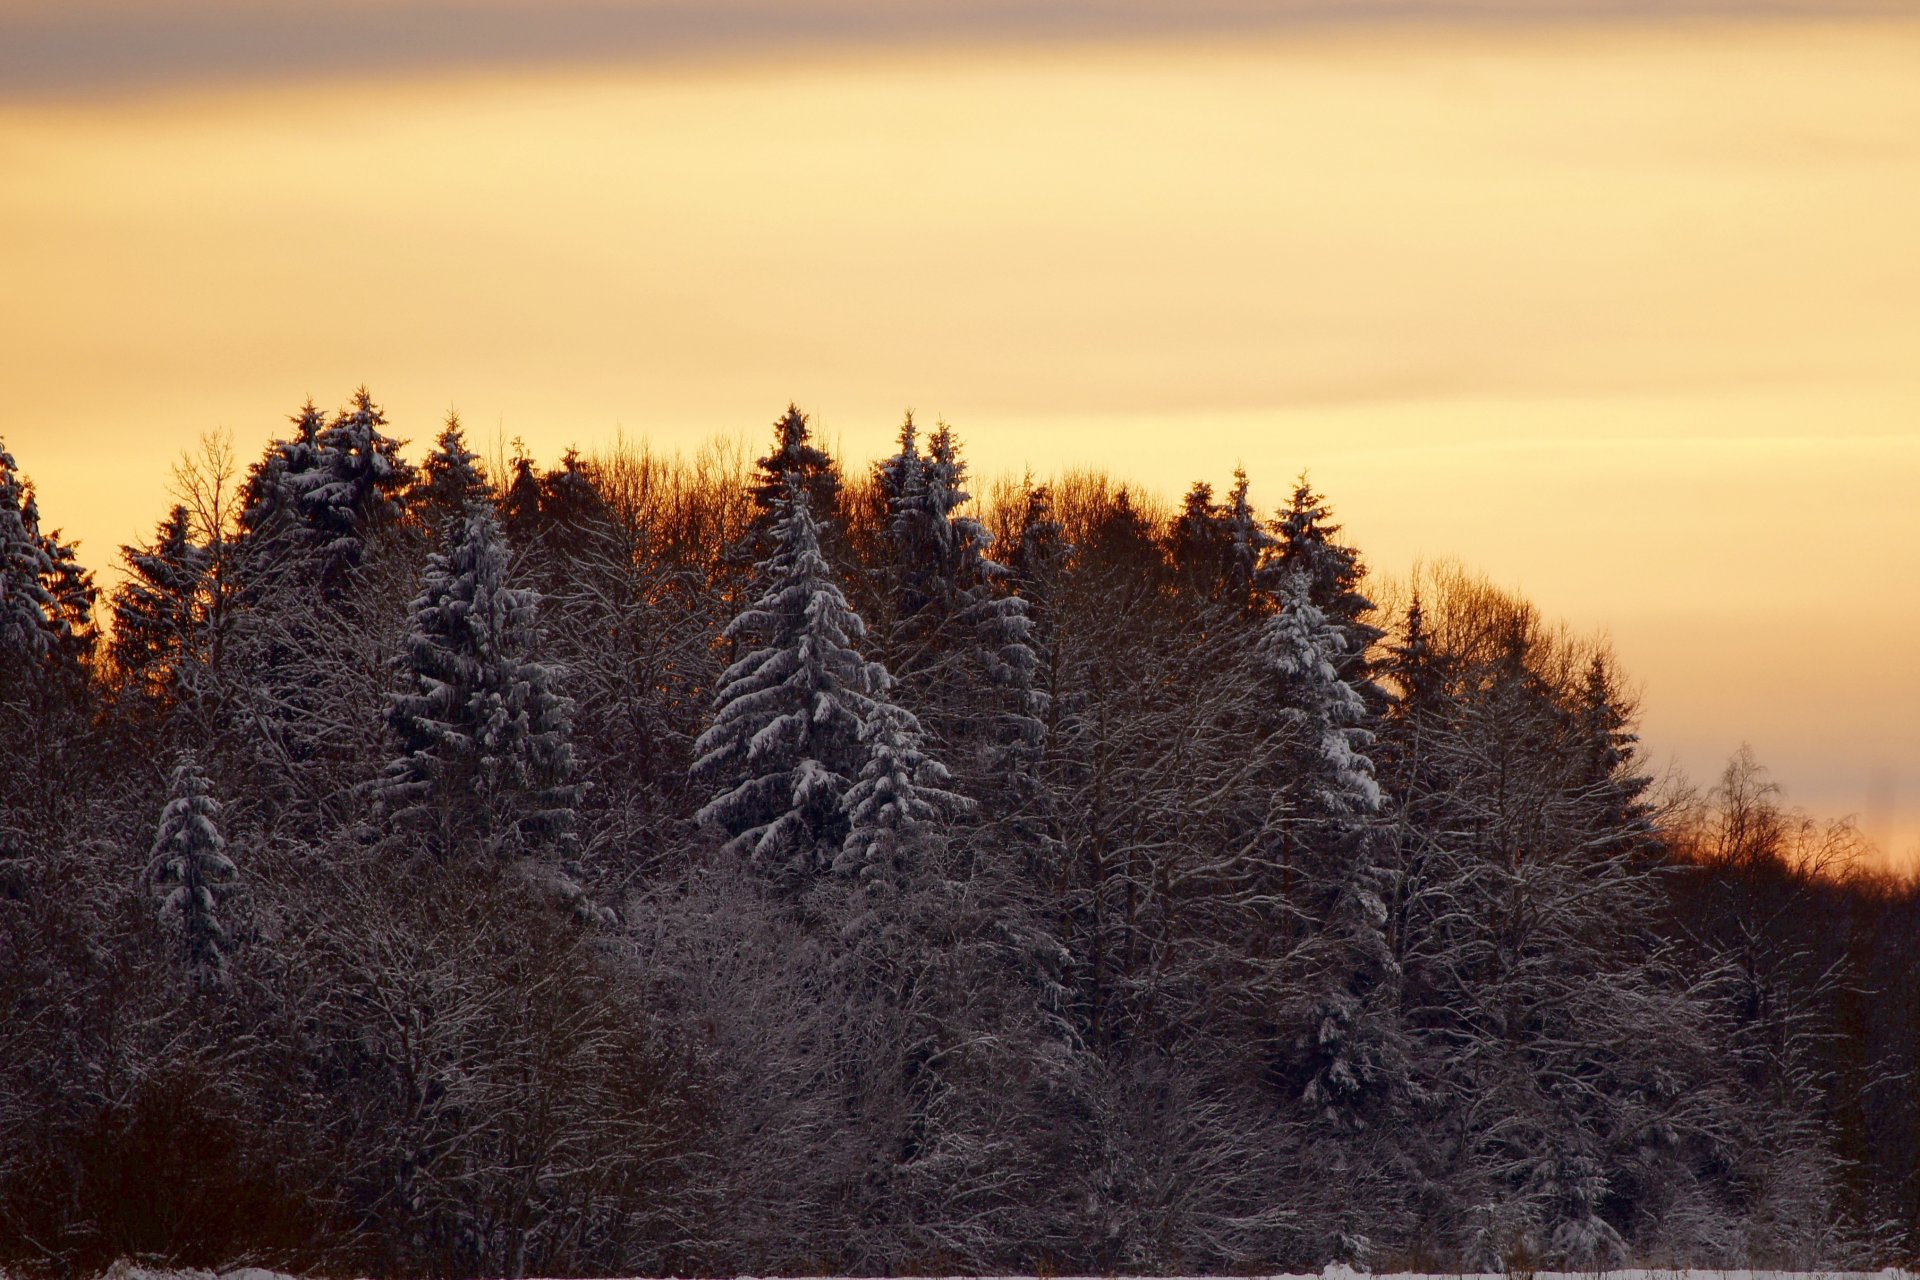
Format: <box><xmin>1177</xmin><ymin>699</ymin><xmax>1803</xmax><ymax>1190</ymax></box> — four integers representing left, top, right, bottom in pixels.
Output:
<box><xmin>3</xmin><ymin>15</ymin><xmax>1917</xmax><ymax>858</ymax></box>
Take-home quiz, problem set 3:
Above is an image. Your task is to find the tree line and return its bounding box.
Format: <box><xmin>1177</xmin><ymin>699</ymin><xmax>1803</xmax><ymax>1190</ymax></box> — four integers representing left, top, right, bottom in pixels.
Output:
<box><xmin>0</xmin><ymin>394</ymin><xmax>1915</xmax><ymax>1277</ymax></box>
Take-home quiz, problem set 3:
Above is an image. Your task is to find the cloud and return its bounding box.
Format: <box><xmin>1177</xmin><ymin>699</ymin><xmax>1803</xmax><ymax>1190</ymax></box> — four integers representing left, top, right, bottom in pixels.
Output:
<box><xmin>1</xmin><ymin>0</ymin><xmax>1906</xmax><ymax>98</ymax></box>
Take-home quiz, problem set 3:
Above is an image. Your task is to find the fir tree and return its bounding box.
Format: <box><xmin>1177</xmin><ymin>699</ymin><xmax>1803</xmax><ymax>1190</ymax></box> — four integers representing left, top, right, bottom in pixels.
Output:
<box><xmin>381</xmin><ymin>506</ymin><xmax>579</xmax><ymax>862</ymax></box>
<box><xmin>111</xmin><ymin>505</ymin><xmax>209</xmax><ymax>692</ymax></box>
<box><xmin>836</xmin><ymin>691</ymin><xmax>967</xmax><ymax>895</ymax></box>
<box><xmin>1222</xmin><ymin>468</ymin><xmax>1272</xmax><ymax>617</ymax></box>
<box><xmin>742</xmin><ymin>404</ymin><xmax>841</xmax><ymax>561</ymax></box>
<box><xmin>238</xmin><ymin>399</ymin><xmax>325</xmax><ymax>540</ymax></box>
<box><xmin>694</xmin><ymin>478</ymin><xmax>878</xmax><ymax>886</ymax></box>
<box><xmin>414</xmin><ymin>411</ymin><xmax>490</xmax><ymax>532</ymax></box>
<box><xmin>0</xmin><ymin>442</ymin><xmax>56</xmax><ymax>668</ymax></box>
<box><xmin>1260</xmin><ymin>564</ymin><xmax>1382</xmax><ymax>821</ymax></box>
<box><xmin>500</xmin><ymin>443</ymin><xmax>543</xmax><ymax>540</ymax></box>
<box><xmin>1267</xmin><ymin>475</ymin><xmax>1385</xmax><ymax>708</ymax></box>
<box><xmin>148</xmin><ymin>753</ymin><xmax>240</xmax><ymax>989</ymax></box>
<box><xmin>1168</xmin><ymin>480</ymin><xmax>1227</xmax><ymax>598</ymax></box>
<box><xmin>300</xmin><ymin>387</ymin><xmax>414</xmax><ymax>590</ymax></box>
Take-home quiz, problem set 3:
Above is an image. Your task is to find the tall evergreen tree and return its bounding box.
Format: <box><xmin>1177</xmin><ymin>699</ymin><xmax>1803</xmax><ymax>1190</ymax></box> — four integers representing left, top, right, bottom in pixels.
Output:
<box><xmin>148</xmin><ymin>753</ymin><xmax>240</xmax><ymax>989</ymax></box>
<box><xmin>694</xmin><ymin>479</ymin><xmax>879</xmax><ymax>886</ymax></box>
<box><xmin>0</xmin><ymin>443</ymin><xmax>56</xmax><ymax>668</ymax></box>
<box><xmin>413</xmin><ymin>411</ymin><xmax>490</xmax><ymax>533</ymax></box>
<box><xmin>111</xmin><ymin>504</ymin><xmax>209</xmax><ymax>692</ymax></box>
<box><xmin>380</xmin><ymin>507</ymin><xmax>579</xmax><ymax>863</ymax></box>
<box><xmin>1260</xmin><ymin>564</ymin><xmax>1383</xmax><ymax>823</ymax></box>
<box><xmin>499</xmin><ymin>443</ymin><xmax>544</xmax><ymax>540</ymax></box>
<box><xmin>1222</xmin><ymin>468</ymin><xmax>1272</xmax><ymax>617</ymax></box>
<box><xmin>742</xmin><ymin>404</ymin><xmax>841</xmax><ymax>562</ymax></box>
<box><xmin>836</xmin><ymin>691</ymin><xmax>966</xmax><ymax>896</ymax></box>
<box><xmin>238</xmin><ymin>399</ymin><xmax>325</xmax><ymax>541</ymax></box>
<box><xmin>1266</xmin><ymin>476</ymin><xmax>1385</xmax><ymax>709</ymax></box>
<box><xmin>1168</xmin><ymin>480</ymin><xmax>1227</xmax><ymax>598</ymax></box>
<box><xmin>300</xmin><ymin>387</ymin><xmax>414</xmax><ymax>590</ymax></box>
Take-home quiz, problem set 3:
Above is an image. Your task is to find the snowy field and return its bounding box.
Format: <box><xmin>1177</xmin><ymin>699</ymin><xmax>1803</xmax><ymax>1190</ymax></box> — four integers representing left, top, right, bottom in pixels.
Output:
<box><xmin>72</xmin><ymin>1268</ymin><xmax>1920</xmax><ymax>1280</ymax></box>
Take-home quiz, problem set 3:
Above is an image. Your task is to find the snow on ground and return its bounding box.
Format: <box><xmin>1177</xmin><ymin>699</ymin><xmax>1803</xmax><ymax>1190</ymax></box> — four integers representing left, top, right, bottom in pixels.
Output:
<box><xmin>54</xmin><ymin>1269</ymin><xmax>1920</xmax><ymax>1280</ymax></box>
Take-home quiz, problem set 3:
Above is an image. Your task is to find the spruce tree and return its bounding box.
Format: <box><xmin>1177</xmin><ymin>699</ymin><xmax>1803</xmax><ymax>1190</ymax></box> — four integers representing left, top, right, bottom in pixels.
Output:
<box><xmin>111</xmin><ymin>504</ymin><xmax>209</xmax><ymax>692</ymax></box>
<box><xmin>414</xmin><ymin>411</ymin><xmax>490</xmax><ymax>532</ymax></box>
<box><xmin>882</xmin><ymin>424</ymin><xmax>1044</xmax><ymax>805</ymax></box>
<box><xmin>694</xmin><ymin>478</ymin><xmax>878</xmax><ymax>886</ymax></box>
<box><xmin>0</xmin><ymin>442</ymin><xmax>56</xmax><ymax>668</ymax></box>
<box><xmin>500</xmin><ymin>443</ymin><xmax>543</xmax><ymax>540</ymax></box>
<box><xmin>238</xmin><ymin>399</ymin><xmax>325</xmax><ymax>541</ymax></box>
<box><xmin>1260</xmin><ymin>563</ymin><xmax>1382</xmax><ymax>822</ymax></box>
<box><xmin>1222</xmin><ymin>467</ymin><xmax>1272</xmax><ymax>617</ymax></box>
<box><xmin>1168</xmin><ymin>479</ymin><xmax>1227</xmax><ymax>597</ymax></box>
<box><xmin>300</xmin><ymin>387</ymin><xmax>414</xmax><ymax>590</ymax></box>
<box><xmin>148</xmin><ymin>753</ymin><xmax>240</xmax><ymax>989</ymax></box>
<box><xmin>836</xmin><ymin>691</ymin><xmax>967</xmax><ymax>895</ymax></box>
<box><xmin>381</xmin><ymin>506</ymin><xmax>579</xmax><ymax>862</ymax></box>
<box><xmin>742</xmin><ymin>404</ymin><xmax>841</xmax><ymax>562</ymax></box>
<box><xmin>1267</xmin><ymin>476</ymin><xmax>1385</xmax><ymax>708</ymax></box>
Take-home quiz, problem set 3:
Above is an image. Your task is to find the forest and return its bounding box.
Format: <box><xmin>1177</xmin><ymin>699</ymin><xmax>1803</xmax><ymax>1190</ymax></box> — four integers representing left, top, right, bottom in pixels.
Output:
<box><xmin>0</xmin><ymin>393</ymin><xmax>1916</xmax><ymax>1278</ymax></box>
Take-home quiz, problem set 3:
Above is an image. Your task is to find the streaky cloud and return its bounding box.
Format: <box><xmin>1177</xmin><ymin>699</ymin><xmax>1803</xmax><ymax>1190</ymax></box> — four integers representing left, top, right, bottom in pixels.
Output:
<box><xmin>1</xmin><ymin>0</ymin><xmax>1908</xmax><ymax>98</ymax></box>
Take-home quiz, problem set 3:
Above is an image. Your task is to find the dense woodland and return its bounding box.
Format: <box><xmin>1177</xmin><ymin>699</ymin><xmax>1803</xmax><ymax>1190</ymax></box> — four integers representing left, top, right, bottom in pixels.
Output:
<box><xmin>0</xmin><ymin>394</ymin><xmax>1916</xmax><ymax>1278</ymax></box>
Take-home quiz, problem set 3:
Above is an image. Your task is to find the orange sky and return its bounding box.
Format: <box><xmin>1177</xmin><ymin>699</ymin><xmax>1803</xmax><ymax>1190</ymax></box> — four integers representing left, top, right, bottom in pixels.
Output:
<box><xmin>2</xmin><ymin>11</ymin><xmax>1916</xmax><ymax>862</ymax></box>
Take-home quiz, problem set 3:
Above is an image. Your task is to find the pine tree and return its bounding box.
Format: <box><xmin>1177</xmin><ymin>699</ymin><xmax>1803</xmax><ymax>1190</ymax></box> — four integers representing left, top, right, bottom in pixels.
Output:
<box><xmin>0</xmin><ymin>442</ymin><xmax>56</xmax><ymax>668</ymax></box>
<box><xmin>1267</xmin><ymin>476</ymin><xmax>1385</xmax><ymax>708</ymax></box>
<box><xmin>694</xmin><ymin>478</ymin><xmax>878</xmax><ymax>886</ymax></box>
<box><xmin>239</xmin><ymin>399</ymin><xmax>325</xmax><ymax>541</ymax></box>
<box><xmin>1222</xmin><ymin>468</ymin><xmax>1272</xmax><ymax>617</ymax></box>
<box><xmin>500</xmin><ymin>443</ymin><xmax>543</xmax><ymax>540</ymax></box>
<box><xmin>111</xmin><ymin>505</ymin><xmax>209</xmax><ymax>692</ymax></box>
<box><xmin>836</xmin><ymin>690</ymin><xmax>967</xmax><ymax>895</ymax></box>
<box><xmin>300</xmin><ymin>387</ymin><xmax>414</xmax><ymax>590</ymax></box>
<box><xmin>381</xmin><ymin>506</ymin><xmax>579</xmax><ymax>863</ymax></box>
<box><xmin>1260</xmin><ymin>564</ymin><xmax>1382</xmax><ymax>822</ymax></box>
<box><xmin>742</xmin><ymin>404</ymin><xmax>841</xmax><ymax>562</ymax></box>
<box><xmin>414</xmin><ymin>412</ymin><xmax>490</xmax><ymax>532</ymax></box>
<box><xmin>1168</xmin><ymin>480</ymin><xmax>1227</xmax><ymax>598</ymax></box>
<box><xmin>148</xmin><ymin>753</ymin><xmax>240</xmax><ymax>989</ymax></box>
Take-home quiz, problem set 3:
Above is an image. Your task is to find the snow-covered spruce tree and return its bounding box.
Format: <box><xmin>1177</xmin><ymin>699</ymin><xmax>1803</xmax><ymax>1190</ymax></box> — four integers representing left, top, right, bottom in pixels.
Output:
<box><xmin>1259</xmin><ymin>562</ymin><xmax>1382</xmax><ymax>823</ymax></box>
<box><xmin>237</xmin><ymin>399</ymin><xmax>325</xmax><ymax>544</ymax></box>
<box><xmin>835</xmin><ymin>695</ymin><xmax>965</xmax><ymax>900</ymax></box>
<box><xmin>412</xmin><ymin>411</ymin><xmax>490</xmax><ymax>534</ymax></box>
<box><xmin>111</xmin><ymin>504</ymin><xmax>210</xmax><ymax>696</ymax></box>
<box><xmin>0</xmin><ymin>440</ymin><xmax>56</xmax><ymax>670</ymax></box>
<box><xmin>1258</xmin><ymin>563</ymin><xmax>1406</xmax><ymax>1260</ymax></box>
<box><xmin>740</xmin><ymin>403</ymin><xmax>842</xmax><ymax>564</ymax></box>
<box><xmin>1222</xmin><ymin>467</ymin><xmax>1272</xmax><ymax>618</ymax></box>
<box><xmin>238</xmin><ymin>390</ymin><xmax>413</xmax><ymax>594</ymax></box>
<box><xmin>878</xmin><ymin>422</ymin><xmax>1044</xmax><ymax>813</ymax></box>
<box><xmin>694</xmin><ymin>477</ymin><xmax>878</xmax><ymax>887</ymax></box>
<box><xmin>297</xmin><ymin>387</ymin><xmax>415</xmax><ymax>593</ymax></box>
<box><xmin>223</xmin><ymin>394</ymin><xmax>415</xmax><ymax>820</ymax></box>
<box><xmin>148</xmin><ymin>753</ymin><xmax>240</xmax><ymax>989</ymax></box>
<box><xmin>380</xmin><ymin>505</ymin><xmax>579</xmax><ymax>864</ymax></box>
<box><xmin>1266</xmin><ymin>476</ymin><xmax>1386</xmax><ymax>711</ymax></box>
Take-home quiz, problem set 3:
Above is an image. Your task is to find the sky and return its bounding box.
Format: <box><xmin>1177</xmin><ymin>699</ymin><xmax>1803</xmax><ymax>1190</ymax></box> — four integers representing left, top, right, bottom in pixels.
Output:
<box><xmin>2</xmin><ymin>1</ymin><xmax>1916</xmax><ymax>864</ymax></box>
